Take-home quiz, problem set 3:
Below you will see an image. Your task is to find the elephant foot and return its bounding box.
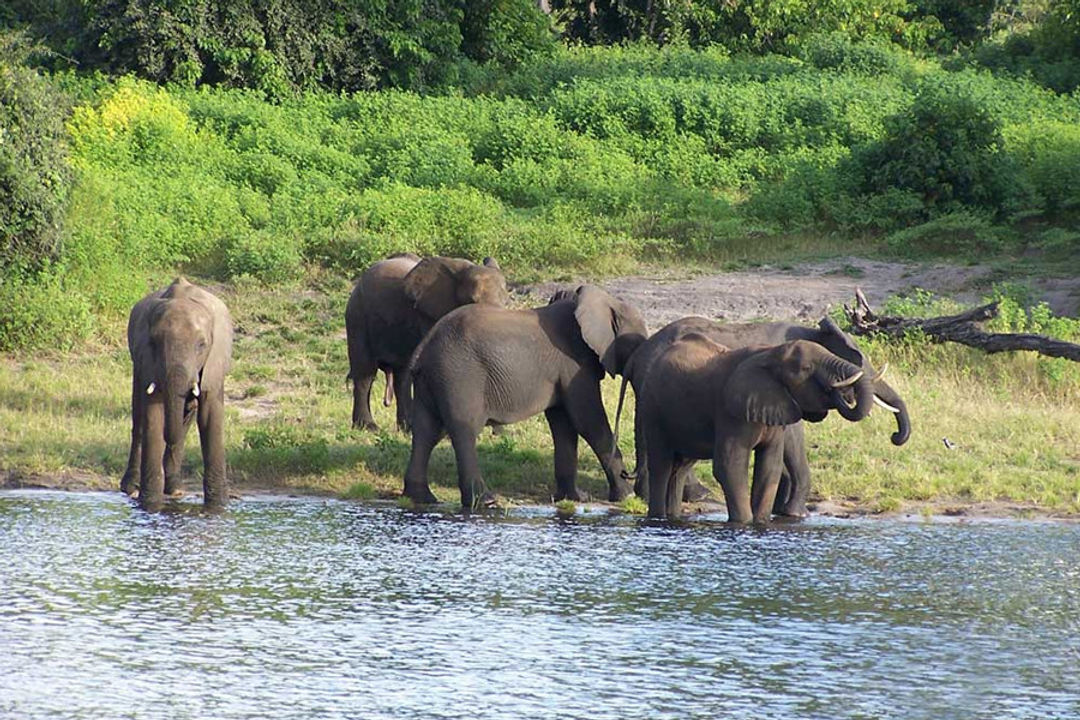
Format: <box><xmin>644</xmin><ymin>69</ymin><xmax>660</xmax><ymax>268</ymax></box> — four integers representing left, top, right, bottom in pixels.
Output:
<box><xmin>682</xmin><ymin>481</ymin><xmax>712</xmax><ymax>503</ymax></box>
<box><xmin>404</xmin><ymin>484</ymin><xmax>439</xmax><ymax>505</ymax></box>
<box><xmin>353</xmin><ymin>419</ymin><xmax>379</xmax><ymax>432</ymax></box>
<box><xmin>607</xmin><ymin>481</ymin><xmax>633</xmax><ymax>503</ymax></box>
<box><xmin>120</xmin><ymin>470</ymin><xmax>139</xmax><ymax>498</ymax></box>
<box><xmin>554</xmin><ymin>488</ymin><xmax>585</xmax><ymax>503</ymax></box>
<box><xmin>166</xmin><ymin>488</ymin><xmax>185</xmax><ymax>499</ymax></box>
<box><xmin>774</xmin><ymin>503</ymin><xmax>809</xmax><ymax>519</ymax></box>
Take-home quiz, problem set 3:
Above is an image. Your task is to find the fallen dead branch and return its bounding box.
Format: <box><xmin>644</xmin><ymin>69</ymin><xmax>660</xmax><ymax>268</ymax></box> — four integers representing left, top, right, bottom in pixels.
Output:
<box><xmin>844</xmin><ymin>288</ymin><xmax>1080</xmax><ymax>362</ymax></box>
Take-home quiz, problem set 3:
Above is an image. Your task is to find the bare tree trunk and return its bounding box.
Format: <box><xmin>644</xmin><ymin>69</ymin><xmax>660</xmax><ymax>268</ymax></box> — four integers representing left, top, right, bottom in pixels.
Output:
<box><xmin>844</xmin><ymin>288</ymin><xmax>1080</xmax><ymax>362</ymax></box>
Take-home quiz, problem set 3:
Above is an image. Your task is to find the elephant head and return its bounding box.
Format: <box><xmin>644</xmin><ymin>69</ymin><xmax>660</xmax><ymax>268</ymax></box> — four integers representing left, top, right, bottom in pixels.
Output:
<box><xmin>816</xmin><ymin>317</ymin><xmax>911</xmax><ymax>445</ymax></box>
<box><xmin>725</xmin><ymin>340</ymin><xmax>874</xmax><ymax>426</ymax></box>
<box><xmin>137</xmin><ymin>278</ymin><xmax>232</xmax><ymax>452</ymax></box>
<box><xmin>572</xmin><ymin>285</ymin><xmax>649</xmax><ymax>377</ymax></box>
<box><xmin>403</xmin><ymin>256</ymin><xmax>509</xmax><ymax>320</ymax></box>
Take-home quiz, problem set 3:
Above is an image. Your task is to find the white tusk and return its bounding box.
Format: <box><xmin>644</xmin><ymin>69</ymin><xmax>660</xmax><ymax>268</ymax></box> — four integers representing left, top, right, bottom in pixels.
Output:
<box><xmin>873</xmin><ymin>395</ymin><xmax>901</xmax><ymax>414</ymax></box>
<box><xmin>146</xmin><ymin>382</ymin><xmax>156</xmax><ymax>395</ymax></box>
<box><xmin>870</xmin><ymin>362</ymin><xmax>889</xmax><ymax>382</ymax></box>
<box><xmin>192</xmin><ymin>384</ymin><xmax>200</xmax><ymax>398</ymax></box>
<box><xmin>831</xmin><ymin>369</ymin><xmax>864</xmax><ymax>388</ymax></box>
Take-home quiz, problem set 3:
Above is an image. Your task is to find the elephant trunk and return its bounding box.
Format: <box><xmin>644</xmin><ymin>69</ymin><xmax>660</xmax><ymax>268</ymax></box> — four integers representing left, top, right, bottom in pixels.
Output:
<box><xmin>164</xmin><ymin>366</ymin><xmax>195</xmax><ymax>447</ymax></box>
<box><xmin>873</xmin><ymin>379</ymin><xmax>911</xmax><ymax>446</ymax></box>
<box><xmin>821</xmin><ymin>358</ymin><xmax>874</xmax><ymax>422</ymax></box>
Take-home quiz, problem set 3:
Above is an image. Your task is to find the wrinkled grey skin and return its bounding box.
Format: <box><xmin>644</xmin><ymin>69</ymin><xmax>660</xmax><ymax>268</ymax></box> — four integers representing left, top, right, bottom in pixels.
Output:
<box><xmin>120</xmin><ymin>278</ymin><xmax>233</xmax><ymax>511</ymax></box>
<box><xmin>345</xmin><ymin>254</ymin><xmax>509</xmax><ymax>432</ymax></box>
<box><xmin>619</xmin><ymin>316</ymin><xmax>911</xmax><ymax>517</ymax></box>
<box><xmin>404</xmin><ymin>285</ymin><xmax>648</xmax><ymax>509</ymax></box>
<box><xmin>639</xmin><ymin>336</ymin><xmax>874</xmax><ymax>523</ymax></box>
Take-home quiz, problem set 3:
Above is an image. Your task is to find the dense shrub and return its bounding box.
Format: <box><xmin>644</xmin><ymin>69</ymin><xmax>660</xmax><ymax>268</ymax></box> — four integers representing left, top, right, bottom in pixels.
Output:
<box><xmin>855</xmin><ymin>73</ymin><xmax>1024</xmax><ymax>218</ymax></box>
<box><xmin>884</xmin><ymin>211</ymin><xmax>1016</xmax><ymax>256</ymax></box>
<box><xmin>7</xmin><ymin>42</ymin><xmax>1080</xmax><ymax>351</ymax></box>
<box><xmin>2</xmin><ymin>0</ymin><xmax>556</xmax><ymax>95</ymax></box>
<box><xmin>0</xmin><ymin>34</ymin><xmax>71</xmax><ymax>272</ymax></box>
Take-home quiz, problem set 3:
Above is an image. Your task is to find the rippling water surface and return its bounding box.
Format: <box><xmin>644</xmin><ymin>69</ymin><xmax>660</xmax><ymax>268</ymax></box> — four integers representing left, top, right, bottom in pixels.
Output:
<box><xmin>1</xmin><ymin>490</ymin><xmax>1078</xmax><ymax>719</ymax></box>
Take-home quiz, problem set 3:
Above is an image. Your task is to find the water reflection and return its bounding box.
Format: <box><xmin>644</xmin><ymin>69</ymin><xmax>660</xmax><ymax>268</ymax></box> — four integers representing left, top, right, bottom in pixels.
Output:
<box><xmin>1</xmin><ymin>490</ymin><xmax>1078</xmax><ymax>719</ymax></box>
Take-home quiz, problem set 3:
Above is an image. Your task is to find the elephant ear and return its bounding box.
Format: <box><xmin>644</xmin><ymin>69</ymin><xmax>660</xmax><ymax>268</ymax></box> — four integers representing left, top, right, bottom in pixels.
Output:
<box><xmin>574</xmin><ymin>285</ymin><xmax>648</xmax><ymax>377</ymax></box>
<box><xmin>818</xmin><ymin>316</ymin><xmax>865</xmax><ymax>367</ymax></box>
<box><xmin>724</xmin><ymin>348</ymin><xmax>802</xmax><ymax>426</ymax></box>
<box><xmin>403</xmin><ymin>257</ymin><xmax>471</xmax><ymax>320</ymax></box>
<box><xmin>189</xmin><ymin>285</ymin><xmax>234</xmax><ymax>390</ymax></box>
<box><xmin>548</xmin><ymin>285</ymin><xmax>582</xmax><ymax>306</ymax></box>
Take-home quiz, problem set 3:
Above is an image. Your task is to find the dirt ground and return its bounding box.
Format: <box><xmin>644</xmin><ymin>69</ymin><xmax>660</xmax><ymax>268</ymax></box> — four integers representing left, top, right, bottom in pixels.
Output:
<box><xmin>522</xmin><ymin>256</ymin><xmax>1080</xmax><ymax>328</ymax></box>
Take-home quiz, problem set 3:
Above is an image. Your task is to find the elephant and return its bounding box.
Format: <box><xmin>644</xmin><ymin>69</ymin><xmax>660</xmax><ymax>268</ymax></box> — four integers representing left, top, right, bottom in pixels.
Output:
<box><xmin>618</xmin><ymin>316</ymin><xmax>910</xmax><ymax>517</ymax></box>
<box><xmin>637</xmin><ymin>335</ymin><xmax>876</xmax><ymax>523</ymax></box>
<box><xmin>345</xmin><ymin>253</ymin><xmax>509</xmax><ymax>432</ymax></box>
<box><xmin>120</xmin><ymin>277</ymin><xmax>233</xmax><ymax>511</ymax></box>
<box><xmin>403</xmin><ymin>285</ymin><xmax>647</xmax><ymax>509</ymax></box>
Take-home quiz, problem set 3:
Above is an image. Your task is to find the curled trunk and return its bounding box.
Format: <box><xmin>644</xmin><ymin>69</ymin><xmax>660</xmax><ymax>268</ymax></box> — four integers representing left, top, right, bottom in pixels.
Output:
<box><xmin>821</xmin><ymin>358</ymin><xmax>874</xmax><ymax>421</ymax></box>
<box><xmin>873</xmin><ymin>379</ymin><xmax>911</xmax><ymax>446</ymax></box>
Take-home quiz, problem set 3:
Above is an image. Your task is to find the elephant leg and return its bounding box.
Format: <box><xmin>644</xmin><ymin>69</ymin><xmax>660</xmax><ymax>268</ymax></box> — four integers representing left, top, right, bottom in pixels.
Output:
<box><xmin>392</xmin><ymin>369</ymin><xmax>411</xmax><ymax>434</ymax></box>
<box><xmin>645</xmin><ymin>433</ymin><xmax>674</xmax><ymax>518</ymax></box>
<box><xmin>403</xmin><ymin>399</ymin><xmax>442</xmax><ymax>505</ymax></box>
<box><xmin>120</xmin><ymin>374</ymin><xmax>143</xmax><ymax>497</ymax></box>
<box><xmin>196</xmin><ymin>391</ymin><xmax>228</xmax><ymax>510</ymax></box>
<box><xmin>681</xmin><ymin>464</ymin><xmax>711</xmax><ymax>503</ymax></box>
<box><xmin>666</xmin><ymin>458</ymin><xmax>694</xmax><ymax>519</ymax></box>
<box><xmin>545</xmin><ymin>407</ymin><xmax>582</xmax><ymax>502</ymax></box>
<box><xmin>713</xmin><ymin>437</ymin><xmax>752</xmax><ymax>524</ymax></box>
<box><xmin>775</xmin><ymin>423</ymin><xmax>811</xmax><ymax>518</ymax></box>
<box><xmin>750</xmin><ymin>441</ymin><xmax>785</xmax><ymax>524</ymax></box>
<box><xmin>447</xmin><ymin>422</ymin><xmax>489</xmax><ymax>510</ymax></box>
<box><xmin>163</xmin><ymin>398</ymin><xmax>196</xmax><ymax>497</ymax></box>
<box><xmin>565</xmin><ymin>380</ymin><xmax>631</xmax><ymax>502</ymax></box>
<box><xmin>138</xmin><ymin>396</ymin><xmax>166</xmax><ymax>511</ymax></box>
<box><xmin>350</xmin><ymin>348</ymin><xmax>379</xmax><ymax>432</ymax></box>
<box><xmin>632</xmin><ymin>401</ymin><xmax>648</xmax><ymax>499</ymax></box>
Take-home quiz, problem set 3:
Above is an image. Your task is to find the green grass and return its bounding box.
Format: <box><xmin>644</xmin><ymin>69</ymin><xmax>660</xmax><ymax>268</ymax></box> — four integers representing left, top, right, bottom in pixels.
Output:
<box><xmin>1</xmin><ymin>270</ymin><xmax>1079</xmax><ymax>515</ymax></box>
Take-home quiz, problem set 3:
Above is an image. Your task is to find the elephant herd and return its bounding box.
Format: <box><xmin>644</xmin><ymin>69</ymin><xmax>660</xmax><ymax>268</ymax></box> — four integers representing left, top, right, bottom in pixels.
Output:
<box><xmin>121</xmin><ymin>254</ymin><xmax>911</xmax><ymax>522</ymax></box>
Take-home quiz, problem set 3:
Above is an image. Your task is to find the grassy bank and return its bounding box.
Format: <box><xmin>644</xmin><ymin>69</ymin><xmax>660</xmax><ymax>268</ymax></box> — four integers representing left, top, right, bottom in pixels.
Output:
<box><xmin>2</xmin><ymin>270</ymin><xmax>1078</xmax><ymax>516</ymax></box>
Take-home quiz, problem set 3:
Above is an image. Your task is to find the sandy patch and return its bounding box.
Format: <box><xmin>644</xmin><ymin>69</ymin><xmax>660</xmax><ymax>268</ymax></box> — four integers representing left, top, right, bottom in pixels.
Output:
<box><xmin>522</xmin><ymin>257</ymin><xmax>1080</xmax><ymax>328</ymax></box>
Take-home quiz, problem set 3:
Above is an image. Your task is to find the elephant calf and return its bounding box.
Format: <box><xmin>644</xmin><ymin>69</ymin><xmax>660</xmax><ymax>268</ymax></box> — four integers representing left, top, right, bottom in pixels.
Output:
<box><xmin>638</xmin><ymin>336</ymin><xmax>878</xmax><ymax>523</ymax></box>
<box><xmin>121</xmin><ymin>278</ymin><xmax>233</xmax><ymax>510</ymax></box>
<box><xmin>404</xmin><ymin>285</ymin><xmax>647</xmax><ymax>508</ymax></box>
<box><xmin>345</xmin><ymin>254</ymin><xmax>509</xmax><ymax>432</ymax></box>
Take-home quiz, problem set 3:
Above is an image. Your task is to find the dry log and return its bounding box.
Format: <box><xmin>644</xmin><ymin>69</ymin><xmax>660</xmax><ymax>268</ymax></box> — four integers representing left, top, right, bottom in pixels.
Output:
<box><xmin>843</xmin><ymin>288</ymin><xmax>1080</xmax><ymax>362</ymax></box>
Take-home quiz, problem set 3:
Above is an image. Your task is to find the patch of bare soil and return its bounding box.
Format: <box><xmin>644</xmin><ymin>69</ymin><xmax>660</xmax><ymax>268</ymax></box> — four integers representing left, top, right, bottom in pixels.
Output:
<box><xmin>522</xmin><ymin>257</ymin><xmax>1080</xmax><ymax>328</ymax></box>
<box><xmin>3</xmin><ymin>469</ymin><xmax>112</xmax><ymax>492</ymax></box>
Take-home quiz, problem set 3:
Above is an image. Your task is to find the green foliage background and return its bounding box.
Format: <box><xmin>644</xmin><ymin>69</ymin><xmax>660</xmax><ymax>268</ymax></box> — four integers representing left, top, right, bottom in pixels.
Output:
<box><xmin>1</xmin><ymin>2</ymin><xmax>1080</xmax><ymax>351</ymax></box>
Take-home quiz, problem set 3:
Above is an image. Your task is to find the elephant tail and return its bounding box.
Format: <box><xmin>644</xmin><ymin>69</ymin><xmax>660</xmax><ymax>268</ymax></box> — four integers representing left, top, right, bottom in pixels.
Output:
<box><xmin>612</xmin><ymin>373</ymin><xmax>632</xmax><ymax>477</ymax></box>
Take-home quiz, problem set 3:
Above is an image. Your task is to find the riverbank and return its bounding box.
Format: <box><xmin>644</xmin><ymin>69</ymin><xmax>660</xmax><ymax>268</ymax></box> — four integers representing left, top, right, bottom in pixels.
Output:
<box><xmin>2</xmin><ymin>257</ymin><xmax>1078</xmax><ymax>518</ymax></box>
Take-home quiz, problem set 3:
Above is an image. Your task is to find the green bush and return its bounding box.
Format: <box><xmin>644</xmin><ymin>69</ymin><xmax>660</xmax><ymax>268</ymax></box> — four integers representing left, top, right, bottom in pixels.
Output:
<box><xmin>1005</xmin><ymin>121</ymin><xmax>1080</xmax><ymax>217</ymax></box>
<box><xmin>796</xmin><ymin>32</ymin><xmax>907</xmax><ymax>75</ymax></box>
<box><xmin>0</xmin><ymin>34</ymin><xmax>71</xmax><ymax>272</ymax></box>
<box><xmin>0</xmin><ymin>265</ymin><xmax>93</xmax><ymax>350</ymax></box>
<box><xmin>224</xmin><ymin>231</ymin><xmax>302</xmax><ymax>283</ymax></box>
<box><xmin>884</xmin><ymin>210</ymin><xmax>1016</xmax><ymax>256</ymax></box>
<box><xmin>855</xmin><ymin>73</ymin><xmax>1025</xmax><ymax>219</ymax></box>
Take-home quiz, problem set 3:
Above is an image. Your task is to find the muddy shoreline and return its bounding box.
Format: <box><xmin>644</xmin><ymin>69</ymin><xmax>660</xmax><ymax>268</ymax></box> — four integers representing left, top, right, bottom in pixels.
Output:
<box><xmin>5</xmin><ymin>469</ymin><xmax>1076</xmax><ymax>522</ymax></box>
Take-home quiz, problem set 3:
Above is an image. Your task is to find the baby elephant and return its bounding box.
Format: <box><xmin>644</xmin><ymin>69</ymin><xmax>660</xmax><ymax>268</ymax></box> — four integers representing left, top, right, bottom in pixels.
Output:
<box><xmin>639</xmin><ymin>336</ymin><xmax>875</xmax><ymax>523</ymax></box>
<box><xmin>345</xmin><ymin>254</ymin><xmax>509</xmax><ymax>432</ymax></box>
<box><xmin>121</xmin><ymin>278</ymin><xmax>233</xmax><ymax>510</ymax></box>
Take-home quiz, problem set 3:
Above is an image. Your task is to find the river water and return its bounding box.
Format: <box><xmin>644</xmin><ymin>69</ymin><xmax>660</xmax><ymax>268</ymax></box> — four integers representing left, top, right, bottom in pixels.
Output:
<box><xmin>1</xmin><ymin>490</ymin><xmax>1077</xmax><ymax>719</ymax></box>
